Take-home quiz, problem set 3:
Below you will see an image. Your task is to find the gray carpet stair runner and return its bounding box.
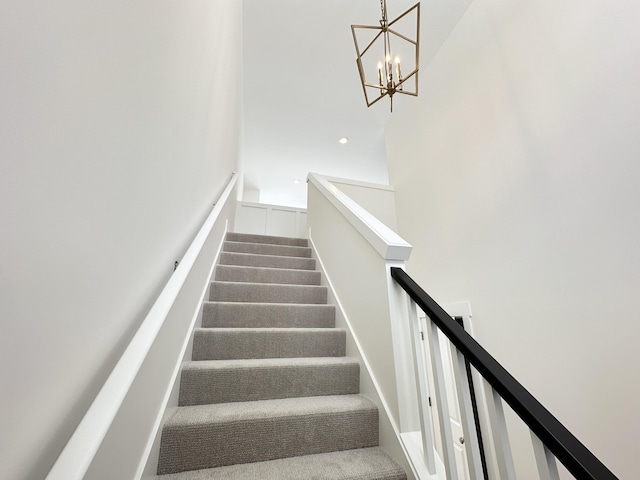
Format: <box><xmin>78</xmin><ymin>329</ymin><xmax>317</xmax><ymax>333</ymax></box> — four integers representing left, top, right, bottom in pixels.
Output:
<box><xmin>156</xmin><ymin>232</ymin><xmax>407</xmax><ymax>480</ymax></box>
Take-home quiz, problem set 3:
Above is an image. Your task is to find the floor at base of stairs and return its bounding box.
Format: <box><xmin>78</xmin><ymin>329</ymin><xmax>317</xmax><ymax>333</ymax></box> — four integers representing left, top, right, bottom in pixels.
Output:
<box><xmin>156</xmin><ymin>447</ymin><xmax>406</xmax><ymax>480</ymax></box>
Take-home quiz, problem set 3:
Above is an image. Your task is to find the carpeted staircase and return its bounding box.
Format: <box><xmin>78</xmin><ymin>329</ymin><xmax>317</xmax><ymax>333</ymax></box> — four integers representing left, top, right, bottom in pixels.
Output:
<box><xmin>156</xmin><ymin>232</ymin><xmax>407</xmax><ymax>480</ymax></box>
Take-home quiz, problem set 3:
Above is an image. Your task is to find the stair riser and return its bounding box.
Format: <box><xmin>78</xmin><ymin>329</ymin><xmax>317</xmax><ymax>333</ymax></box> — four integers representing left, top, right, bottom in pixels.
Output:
<box><xmin>179</xmin><ymin>362</ymin><xmax>359</xmax><ymax>405</ymax></box>
<box><xmin>219</xmin><ymin>252</ymin><xmax>316</xmax><ymax>270</ymax></box>
<box><xmin>202</xmin><ymin>302</ymin><xmax>335</xmax><ymax>328</ymax></box>
<box><xmin>192</xmin><ymin>329</ymin><xmax>346</xmax><ymax>360</ymax></box>
<box><xmin>226</xmin><ymin>232</ymin><xmax>308</xmax><ymax>247</ymax></box>
<box><xmin>157</xmin><ymin>409</ymin><xmax>378</xmax><ymax>474</ymax></box>
<box><xmin>210</xmin><ymin>282</ymin><xmax>327</xmax><ymax>304</ymax></box>
<box><xmin>223</xmin><ymin>241</ymin><xmax>312</xmax><ymax>258</ymax></box>
<box><xmin>214</xmin><ymin>265</ymin><xmax>321</xmax><ymax>286</ymax></box>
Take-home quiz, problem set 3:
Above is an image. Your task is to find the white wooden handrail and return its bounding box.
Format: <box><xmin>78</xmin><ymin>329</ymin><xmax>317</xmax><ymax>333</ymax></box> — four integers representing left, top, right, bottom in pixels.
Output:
<box><xmin>307</xmin><ymin>172</ymin><xmax>412</xmax><ymax>260</ymax></box>
<box><xmin>46</xmin><ymin>173</ymin><xmax>238</xmax><ymax>480</ymax></box>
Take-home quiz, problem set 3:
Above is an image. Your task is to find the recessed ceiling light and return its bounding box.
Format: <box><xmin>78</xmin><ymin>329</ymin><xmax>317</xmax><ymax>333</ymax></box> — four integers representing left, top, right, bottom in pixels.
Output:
<box><xmin>293</xmin><ymin>179</ymin><xmax>301</xmax><ymax>184</ymax></box>
<box><xmin>339</xmin><ymin>136</ymin><xmax>349</xmax><ymax>144</ymax></box>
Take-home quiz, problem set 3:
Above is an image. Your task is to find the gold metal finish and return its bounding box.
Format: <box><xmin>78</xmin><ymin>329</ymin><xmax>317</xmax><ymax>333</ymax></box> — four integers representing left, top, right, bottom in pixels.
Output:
<box><xmin>351</xmin><ymin>0</ymin><xmax>420</xmax><ymax>112</ymax></box>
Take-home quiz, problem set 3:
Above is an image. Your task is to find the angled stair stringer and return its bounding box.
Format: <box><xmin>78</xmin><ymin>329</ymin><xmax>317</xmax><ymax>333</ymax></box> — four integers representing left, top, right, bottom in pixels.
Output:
<box><xmin>155</xmin><ymin>232</ymin><xmax>409</xmax><ymax>480</ymax></box>
<box><xmin>308</xmin><ymin>235</ymin><xmax>425</xmax><ymax>480</ymax></box>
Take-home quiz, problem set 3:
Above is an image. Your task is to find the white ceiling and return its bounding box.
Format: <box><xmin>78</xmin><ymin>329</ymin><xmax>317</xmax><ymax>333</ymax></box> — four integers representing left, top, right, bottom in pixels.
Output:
<box><xmin>242</xmin><ymin>0</ymin><xmax>473</xmax><ymax>208</ymax></box>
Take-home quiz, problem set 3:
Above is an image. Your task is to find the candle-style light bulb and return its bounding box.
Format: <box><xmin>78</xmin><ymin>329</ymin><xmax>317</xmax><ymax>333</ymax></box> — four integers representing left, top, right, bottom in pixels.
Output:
<box><xmin>386</xmin><ymin>54</ymin><xmax>392</xmax><ymax>82</ymax></box>
<box><xmin>377</xmin><ymin>62</ymin><xmax>384</xmax><ymax>93</ymax></box>
<box><xmin>395</xmin><ymin>56</ymin><xmax>402</xmax><ymax>90</ymax></box>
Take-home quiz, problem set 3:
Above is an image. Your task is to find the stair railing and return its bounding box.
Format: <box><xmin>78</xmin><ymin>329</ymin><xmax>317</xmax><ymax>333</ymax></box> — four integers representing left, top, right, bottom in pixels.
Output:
<box><xmin>390</xmin><ymin>267</ymin><xmax>618</xmax><ymax>480</ymax></box>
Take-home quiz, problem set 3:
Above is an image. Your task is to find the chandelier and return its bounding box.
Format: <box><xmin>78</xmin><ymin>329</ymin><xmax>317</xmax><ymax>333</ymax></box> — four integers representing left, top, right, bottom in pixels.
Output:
<box><xmin>351</xmin><ymin>0</ymin><xmax>420</xmax><ymax>112</ymax></box>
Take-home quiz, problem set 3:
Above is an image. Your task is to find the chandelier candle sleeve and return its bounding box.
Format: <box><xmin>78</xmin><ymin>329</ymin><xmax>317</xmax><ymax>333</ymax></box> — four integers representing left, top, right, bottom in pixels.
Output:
<box><xmin>395</xmin><ymin>57</ymin><xmax>402</xmax><ymax>90</ymax></box>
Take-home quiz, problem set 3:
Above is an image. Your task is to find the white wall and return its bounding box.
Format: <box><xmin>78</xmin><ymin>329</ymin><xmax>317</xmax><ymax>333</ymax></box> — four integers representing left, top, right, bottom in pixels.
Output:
<box><xmin>385</xmin><ymin>0</ymin><xmax>639</xmax><ymax>478</ymax></box>
<box><xmin>327</xmin><ymin>176</ymin><xmax>399</xmax><ymax>231</ymax></box>
<box><xmin>0</xmin><ymin>2</ymin><xmax>243</xmax><ymax>479</ymax></box>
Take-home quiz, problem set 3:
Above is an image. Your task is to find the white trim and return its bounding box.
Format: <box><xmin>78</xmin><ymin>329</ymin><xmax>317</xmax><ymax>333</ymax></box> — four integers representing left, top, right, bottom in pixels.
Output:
<box><xmin>133</xmin><ymin>220</ymin><xmax>229</xmax><ymax>479</ymax></box>
<box><xmin>46</xmin><ymin>174</ymin><xmax>238</xmax><ymax>480</ymax></box>
<box><xmin>401</xmin><ymin>431</ymin><xmax>446</xmax><ymax>479</ymax></box>
<box><xmin>307</xmin><ymin>172</ymin><xmax>412</xmax><ymax>261</ymax></box>
<box><xmin>235</xmin><ymin>200</ymin><xmax>307</xmax><ymax>211</ymax></box>
<box><xmin>235</xmin><ymin>201</ymin><xmax>307</xmax><ymax>238</ymax></box>
<box><xmin>321</xmin><ymin>174</ymin><xmax>396</xmax><ymax>192</ymax></box>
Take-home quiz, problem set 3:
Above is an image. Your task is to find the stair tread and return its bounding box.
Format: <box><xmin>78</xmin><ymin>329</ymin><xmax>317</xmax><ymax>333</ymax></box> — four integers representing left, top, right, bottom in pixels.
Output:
<box><xmin>202</xmin><ymin>302</ymin><xmax>335</xmax><ymax>329</ymax></box>
<box><xmin>192</xmin><ymin>327</ymin><xmax>346</xmax><ymax>360</ymax></box>
<box><xmin>219</xmin><ymin>251</ymin><xmax>316</xmax><ymax>270</ymax></box>
<box><xmin>214</xmin><ymin>264</ymin><xmax>321</xmax><ymax>285</ymax></box>
<box><xmin>165</xmin><ymin>394</ymin><xmax>376</xmax><ymax>427</ymax></box>
<box><xmin>224</xmin><ymin>241</ymin><xmax>311</xmax><ymax>250</ymax></box>
<box><xmin>226</xmin><ymin>232</ymin><xmax>309</xmax><ymax>247</ymax></box>
<box><xmin>159</xmin><ymin>395</ymin><xmax>379</xmax><ymax>474</ymax></box>
<box><xmin>155</xmin><ymin>447</ymin><xmax>406</xmax><ymax>480</ymax></box>
<box><xmin>220</xmin><ymin>251</ymin><xmax>314</xmax><ymax>260</ymax></box>
<box><xmin>216</xmin><ymin>264</ymin><xmax>320</xmax><ymax>275</ymax></box>
<box><xmin>204</xmin><ymin>301</ymin><xmax>334</xmax><ymax>307</ymax></box>
<box><xmin>195</xmin><ymin>327</ymin><xmax>344</xmax><ymax>333</ymax></box>
<box><xmin>211</xmin><ymin>280</ymin><xmax>323</xmax><ymax>288</ymax></box>
<box><xmin>179</xmin><ymin>357</ymin><xmax>360</xmax><ymax>405</ymax></box>
<box><xmin>223</xmin><ymin>241</ymin><xmax>312</xmax><ymax>258</ymax></box>
<box><xmin>183</xmin><ymin>356</ymin><xmax>359</xmax><ymax>370</ymax></box>
<box><xmin>210</xmin><ymin>281</ymin><xmax>327</xmax><ymax>305</ymax></box>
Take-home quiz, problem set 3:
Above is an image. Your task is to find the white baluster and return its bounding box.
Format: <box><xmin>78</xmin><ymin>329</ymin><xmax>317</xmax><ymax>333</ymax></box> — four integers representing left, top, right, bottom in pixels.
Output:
<box><xmin>426</xmin><ymin>317</ymin><xmax>459</xmax><ymax>479</ymax></box>
<box><xmin>531</xmin><ymin>432</ymin><xmax>560</xmax><ymax>480</ymax></box>
<box><xmin>450</xmin><ymin>344</ymin><xmax>484</xmax><ymax>479</ymax></box>
<box><xmin>407</xmin><ymin>298</ymin><xmax>436</xmax><ymax>473</ymax></box>
<box><xmin>484</xmin><ymin>381</ymin><xmax>517</xmax><ymax>480</ymax></box>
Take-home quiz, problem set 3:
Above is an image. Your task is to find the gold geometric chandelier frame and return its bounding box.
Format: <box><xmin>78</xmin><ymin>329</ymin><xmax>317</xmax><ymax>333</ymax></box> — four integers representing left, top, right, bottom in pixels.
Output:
<box><xmin>351</xmin><ymin>0</ymin><xmax>420</xmax><ymax>112</ymax></box>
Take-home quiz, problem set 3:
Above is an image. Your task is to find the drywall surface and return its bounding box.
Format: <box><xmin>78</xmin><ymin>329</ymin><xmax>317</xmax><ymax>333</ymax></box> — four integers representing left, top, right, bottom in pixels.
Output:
<box><xmin>328</xmin><ymin>177</ymin><xmax>399</xmax><ymax>231</ymax></box>
<box><xmin>0</xmin><ymin>2</ymin><xmax>242</xmax><ymax>479</ymax></box>
<box><xmin>385</xmin><ymin>0</ymin><xmax>639</xmax><ymax>478</ymax></box>
<box><xmin>307</xmin><ymin>183</ymin><xmax>401</xmax><ymax>427</ymax></box>
<box><xmin>86</xmin><ymin>181</ymin><xmax>237</xmax><ymax>480</ymax></box>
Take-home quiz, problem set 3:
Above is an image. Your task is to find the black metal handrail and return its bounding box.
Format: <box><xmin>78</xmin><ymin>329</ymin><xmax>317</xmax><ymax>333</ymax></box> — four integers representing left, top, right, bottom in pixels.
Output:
<box><xmin>390</xmin><ymin>267</ymin><xmax>618</xmax><ymax>480</ymax></box>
